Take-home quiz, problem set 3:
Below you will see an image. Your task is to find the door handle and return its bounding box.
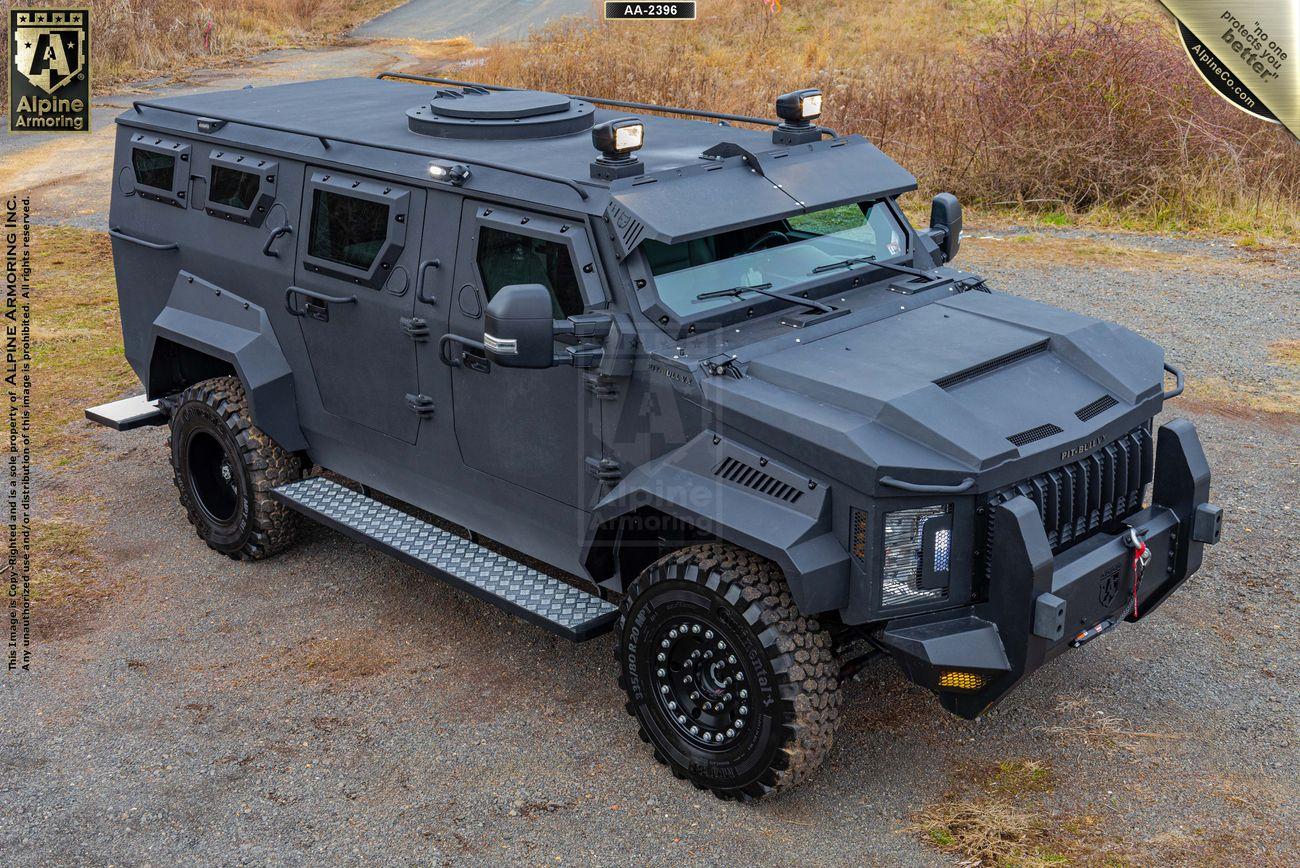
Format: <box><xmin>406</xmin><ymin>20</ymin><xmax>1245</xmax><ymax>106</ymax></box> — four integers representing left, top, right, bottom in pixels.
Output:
<box><xmin>416</xmin><ymin>258</ymin><xmax>440</xmax><ymax>305</ymax></box>
<box><xmin>108</xmin><ymin>227</ymin><xmax>178</xmax><ymax>251</ymax></box>
<box><xmin>262</xmin><ymin>223</ymin><xmax>293</xmax><ymax>257</ymax></box>
<box><xmin>285</xmin><ymin>286</ymin><xmax>357</xmax><ymax>318</ymax></box>
<box><xmin>438</xmin><ymin>333</ymin><xmax>489</xmax><ymax>371</ymax></box>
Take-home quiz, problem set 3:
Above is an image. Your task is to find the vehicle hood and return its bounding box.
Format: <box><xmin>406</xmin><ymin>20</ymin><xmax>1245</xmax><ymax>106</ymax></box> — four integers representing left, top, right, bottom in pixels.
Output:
<box><xmin>702</xmin><ymin>290</ymin><xmax>1166</xmax><ymax>487</ymax></box>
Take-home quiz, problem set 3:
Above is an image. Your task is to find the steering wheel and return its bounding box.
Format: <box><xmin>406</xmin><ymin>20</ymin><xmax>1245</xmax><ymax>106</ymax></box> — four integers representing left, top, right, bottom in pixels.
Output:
<box><xmin>741</xmin><ymin>231</ymin><xmax>790</xmax><ymax>255</ymax></box>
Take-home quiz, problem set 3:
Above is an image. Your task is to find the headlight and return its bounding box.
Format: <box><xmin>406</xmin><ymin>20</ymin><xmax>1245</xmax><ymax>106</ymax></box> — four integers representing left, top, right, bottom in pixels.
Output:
<box><xmin>882</xmin><ymin>505</ymin><xmax>952</xmax><ymax>608</ymax></box>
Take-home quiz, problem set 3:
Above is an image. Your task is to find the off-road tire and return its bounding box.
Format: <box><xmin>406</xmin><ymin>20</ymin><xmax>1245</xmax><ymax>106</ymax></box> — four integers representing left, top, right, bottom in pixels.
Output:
<box><xmin>168</xmin><ymin>376</ymin><xmax>302</xmax><ymax>560</ymax></box>
<box><xmin>616</xmin><ymin>543</ymin><xmax>841</xmax><ymax>800</ymax></box>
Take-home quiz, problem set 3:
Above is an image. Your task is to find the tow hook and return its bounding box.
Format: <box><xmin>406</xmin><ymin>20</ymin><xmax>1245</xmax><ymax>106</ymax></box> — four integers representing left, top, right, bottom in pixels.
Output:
<box><xmin>1071</xmin><ymin>617</ymin><xmax>1119</xmax><ymax>648</ymax></box>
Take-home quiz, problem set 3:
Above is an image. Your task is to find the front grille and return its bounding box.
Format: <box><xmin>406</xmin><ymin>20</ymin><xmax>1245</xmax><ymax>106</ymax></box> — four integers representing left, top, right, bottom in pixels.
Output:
<box><xmin>980</xmin><ymin>422</ymin><xmax>1153</xmax><ymax>558</ymax></box>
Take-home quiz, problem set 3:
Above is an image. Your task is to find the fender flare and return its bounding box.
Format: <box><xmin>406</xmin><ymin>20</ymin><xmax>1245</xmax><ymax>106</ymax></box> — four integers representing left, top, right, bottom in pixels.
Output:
<box><xmin>147</xmin><ymin>270</ymin><xmax>307</xmax><ymax>451</ymax></box>
<box><xmin>584</xmin><ymin>434</ymin><xmax>851</xmax><ymax>615</ymax></box>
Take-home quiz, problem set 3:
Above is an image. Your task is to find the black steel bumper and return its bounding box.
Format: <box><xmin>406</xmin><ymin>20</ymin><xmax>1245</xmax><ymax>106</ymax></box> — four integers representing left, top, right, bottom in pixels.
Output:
<box><xmin>880</xmin><ymin>419</ymin><xmax>1221</xmax><ymax>719</ymax></box>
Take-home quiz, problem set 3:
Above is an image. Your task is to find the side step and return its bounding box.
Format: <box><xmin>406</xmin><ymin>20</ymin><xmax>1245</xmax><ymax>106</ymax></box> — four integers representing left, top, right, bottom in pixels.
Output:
<box><xmin>85</xmin><ymin>394</ymin><xmax>167</xmax><ymax>431</ymax></box>
<box><xmin>271</xmin><ymin>477</ymin><xmax>618</xmax><ymax>642</ymax></box>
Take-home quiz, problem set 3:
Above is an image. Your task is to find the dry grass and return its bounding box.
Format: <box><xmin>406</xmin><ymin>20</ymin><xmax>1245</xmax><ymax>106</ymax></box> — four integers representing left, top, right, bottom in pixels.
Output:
<box><xmin>32</xmin><ymin>226</ymin><xmax>137</xmax><ymax>464</ymax></box>
<box><xmin>0</xmin><ymin>0</ymin><xmax>396</xmax><ymax>99</ymax></box>
<box><xmin>472</xmin><ymin>0</ymin><xmax>1300</xmax><ymax>238</ymax></box>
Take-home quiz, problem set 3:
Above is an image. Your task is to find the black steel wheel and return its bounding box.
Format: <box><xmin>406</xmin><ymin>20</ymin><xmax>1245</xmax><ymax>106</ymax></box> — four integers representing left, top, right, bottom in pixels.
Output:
<box><xmin>617</xmin><ymin>543</ymin><xmax>841</xmax><ymax>800</ymax></box>
<box><xmin>168</xmin><ymin>376</ymin><xmax>303</xmax><ymax>560</ymax></box>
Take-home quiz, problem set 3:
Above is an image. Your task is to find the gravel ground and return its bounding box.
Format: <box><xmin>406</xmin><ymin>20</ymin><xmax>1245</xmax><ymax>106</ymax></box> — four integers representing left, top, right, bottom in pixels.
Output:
<box><xmin>2</xmin><ymin>220</ymin><xmax>1297</xmax><ymax>863</ymax></box>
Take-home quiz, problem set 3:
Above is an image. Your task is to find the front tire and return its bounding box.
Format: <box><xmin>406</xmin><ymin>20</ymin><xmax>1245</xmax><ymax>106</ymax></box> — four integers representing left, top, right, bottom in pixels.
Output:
<box><xmin>168</xmin><ymin>376</ymin><xmax>302</xmax><ymax>560</ymax></box>
<box><xmin>616</xmin><ymin>543</ymin><xmax>841</xmax><ymax>800</ymax></box>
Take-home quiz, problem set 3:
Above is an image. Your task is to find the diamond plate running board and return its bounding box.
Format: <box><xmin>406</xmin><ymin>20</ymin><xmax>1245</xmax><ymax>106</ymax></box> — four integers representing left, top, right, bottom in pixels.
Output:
<box><xmin>271</xmin><ymin>477</ymin><xmax>617</xmax><ymax>642</ymax></box>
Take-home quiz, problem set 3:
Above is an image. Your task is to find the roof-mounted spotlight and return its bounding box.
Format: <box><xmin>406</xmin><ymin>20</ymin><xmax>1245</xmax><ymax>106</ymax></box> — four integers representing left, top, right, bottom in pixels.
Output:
<box><xmin>590</xmin><ymin>117</ymin><xmax>645</xmax><ymax>180</ymax></box>
<box><xmin>773</xmin><ymin>89</ymin><xmax>824</xmax><ymax>145</ymax></box>
<box><xmin>429</xmin><ymin>163</ymin><xmax>471</xmax><ymax>186</ymax></box>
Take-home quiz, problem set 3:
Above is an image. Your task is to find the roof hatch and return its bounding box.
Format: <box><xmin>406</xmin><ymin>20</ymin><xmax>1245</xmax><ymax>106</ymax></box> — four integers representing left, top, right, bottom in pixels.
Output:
<box><xmin>407</xmin><ymin>86</ymin><xmax>595</xmax><ymax>140</ymax></box>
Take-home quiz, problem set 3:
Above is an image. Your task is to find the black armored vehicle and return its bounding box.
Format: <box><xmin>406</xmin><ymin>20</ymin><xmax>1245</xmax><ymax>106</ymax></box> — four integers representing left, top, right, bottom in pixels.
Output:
<box><xmin>91</xmin><ymin>74</ymin><xmax>1223</xmax><ymax>799</ymax></box>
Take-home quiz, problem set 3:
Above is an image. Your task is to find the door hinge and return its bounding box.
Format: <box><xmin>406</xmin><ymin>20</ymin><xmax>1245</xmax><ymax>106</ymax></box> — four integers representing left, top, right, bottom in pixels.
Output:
<box><xmin>584</xmin><ymin>372</ymin><xmax>619</xmax><ymax>400</ymax></box>
<box><xmin>404</xmin><ymin>393</ymin><xmax>435</xmax><ymax>416</ymax></box>
<box><xmin>585</xmin><ymin>456</ymin><xmax>622</xmax><ymax>483</ymax></box>
<box><xmin>400</xmin><ymin>316</ymin><xmax>431</xmax><ymax>341</ymax></box>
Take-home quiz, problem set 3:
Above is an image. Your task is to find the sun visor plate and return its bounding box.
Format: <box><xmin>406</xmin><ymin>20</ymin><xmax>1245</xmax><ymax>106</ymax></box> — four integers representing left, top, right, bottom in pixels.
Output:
<box><xmin>607</xmin><ymin>136</ymin><xmax>917</xmax><ymax>258</ymax></box>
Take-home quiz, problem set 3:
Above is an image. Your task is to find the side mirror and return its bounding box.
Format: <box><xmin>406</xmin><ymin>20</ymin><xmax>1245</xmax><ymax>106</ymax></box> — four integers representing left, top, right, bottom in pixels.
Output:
<box><xmin>928</xmin><ymin>192</ymin><xmax>962</xmax><ymax>264</ymax></box>
<box><xmin>483</xmin><ymin>284</ymin><xmax>556</xmax><ymax>369</ymax></box>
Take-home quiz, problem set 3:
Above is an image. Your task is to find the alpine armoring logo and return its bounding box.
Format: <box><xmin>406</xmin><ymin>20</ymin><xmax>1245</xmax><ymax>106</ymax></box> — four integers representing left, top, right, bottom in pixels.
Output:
<box><xmin>9</xmin><ymin>8</ymin><xmax>90</xmax><ymax>133</ymax></box>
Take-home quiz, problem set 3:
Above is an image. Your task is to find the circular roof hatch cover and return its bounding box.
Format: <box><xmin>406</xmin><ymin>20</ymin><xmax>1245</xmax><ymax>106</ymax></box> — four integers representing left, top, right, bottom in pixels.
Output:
<box><xmin>408</xmin><ymin>88</ymin><xmax>595</xmax><ymax>140</ymax></box>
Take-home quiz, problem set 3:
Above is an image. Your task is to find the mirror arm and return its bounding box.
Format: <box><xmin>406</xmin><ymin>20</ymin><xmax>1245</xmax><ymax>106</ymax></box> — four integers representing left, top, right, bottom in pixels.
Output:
<box><xmin>555</xmin><ymin>344</ymin><xmax>604</xmax><ymax>369</ymax></box>
<box><xmin>555</xmin><ymin>312</ymin><xmax>614</xmax><ymax>339</ymax></box>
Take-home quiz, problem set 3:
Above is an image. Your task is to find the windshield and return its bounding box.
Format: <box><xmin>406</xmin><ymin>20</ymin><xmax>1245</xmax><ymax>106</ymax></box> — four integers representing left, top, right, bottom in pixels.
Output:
<box><xmin>643</xmin><ymin>201</ymin><xmax>907</xmax><ymax>319</ymax></box>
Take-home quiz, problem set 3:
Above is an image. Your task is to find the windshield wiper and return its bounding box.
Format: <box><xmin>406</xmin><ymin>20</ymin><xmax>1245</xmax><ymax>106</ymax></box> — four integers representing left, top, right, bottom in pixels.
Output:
<box><xmin>695</xmin><ymin>282</ymin><xmax>835</xmax><ymax>314</ymax></box>
<box><xmin>810</xmin><ymin>255</ymin><xmax>940</xmax><ymax>280</ymax></box>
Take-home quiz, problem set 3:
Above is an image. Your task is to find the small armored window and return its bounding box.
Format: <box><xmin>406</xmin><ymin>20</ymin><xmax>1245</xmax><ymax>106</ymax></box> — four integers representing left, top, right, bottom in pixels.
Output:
<box><xmin>308</xmin><ymin>189</ymin><xmax>390</xmax><ymax>270</ymax></box>
<box><xmin>476</xmin><ymin>227</ymin><xmax>583</xmax><ymax>319</ymax></box>
<box><xmin>132</xmin><ymin>148</ymin><xmax>175</xmax><ymax>191</ymax></box>
<box><xmin>209</xmin><ymin>164</ymin><xmax>261</xmax><ymax>211</ymax></box>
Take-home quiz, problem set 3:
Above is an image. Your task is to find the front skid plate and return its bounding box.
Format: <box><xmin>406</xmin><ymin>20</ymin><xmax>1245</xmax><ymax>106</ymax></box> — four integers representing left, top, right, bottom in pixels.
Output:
<box><xmin>272</xmin><ymin>477</ymin><xmax>617</xmax><ymax>641</ymax></box>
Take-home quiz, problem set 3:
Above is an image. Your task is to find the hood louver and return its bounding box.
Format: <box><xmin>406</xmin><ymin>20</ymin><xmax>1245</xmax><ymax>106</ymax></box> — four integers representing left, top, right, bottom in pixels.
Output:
<box><xmin>714</xmin><ymin>457</ymin><xmax>804</xmax><ymax>504</ymax></box>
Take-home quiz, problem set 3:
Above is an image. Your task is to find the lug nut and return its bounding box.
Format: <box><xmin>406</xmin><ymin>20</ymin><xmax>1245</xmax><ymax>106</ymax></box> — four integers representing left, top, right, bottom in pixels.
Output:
<box><xmin>669</xmin><ymin>629</ymin><xmax>678</xmax><ymax>639</ymax></box>
<box><xmin>726</xmin><ymin>728</ymin><xmax>736</xmax><ymax>738</ymax></box>
<box><xmin>739</xmin><ymin>689</ymin><xmax>748</xmax><ymax>699</ymax></box>
<box><xmin>727</xmin><ymin>655</ymin><xmax>737</xmax><ymax>664</ymax></box>
<box><xmin>668</xmin><ymin>701</ymin><xmax>677</xmax><ymax>710</ymax></box>
<box><xmin>661</xmin><ymin>639</ymin><xmax>670</xmax><ymax>648</ymax></box>
<box><xmin>677</xmin><ymin>714</ymin><xmax>687</xmax><ymax>724</ymax></box>
<box><xmin>738</xmin><ymin>705</ymin><xmax>748</xmax><ymax>715</ymax></box>
<box><xmin>689</xmin><ymin>725</ymin><xmax>699</xmax><ymax>735</ymax></box>
<box><xmin>691</xmin><ymin>624</ymin><xmax>701</xmax><ymax>634</ymax></box>
<box><xmin>717</xmin><ymin>641</ymin><xmax>726</xmax><ymax>650</ymax></box>
<box><xmin>659</xmin><ymin>685</ymin><xmax>669</xmax><ymax>695</ymax></box>
<box><xmin>704</xmin><ymin>630</ymin><xmax>714</xmax><ymax>639</ymax></box>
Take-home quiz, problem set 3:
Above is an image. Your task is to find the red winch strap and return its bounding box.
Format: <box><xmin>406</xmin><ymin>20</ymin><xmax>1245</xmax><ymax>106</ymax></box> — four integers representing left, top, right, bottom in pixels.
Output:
<box><xmin>1130</xmin><ymin>540</ymin><xmax>1148</xmax><ymax>618</ymax></box>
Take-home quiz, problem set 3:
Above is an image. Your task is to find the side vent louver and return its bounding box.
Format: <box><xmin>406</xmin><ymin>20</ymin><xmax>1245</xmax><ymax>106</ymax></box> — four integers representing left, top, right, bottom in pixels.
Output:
<box><xmin>714</xmin><ymin>457</ymin><xmax>803</xmax><ymax>504</ymax></box>
<box><xmin>1075</xmin><ymin>394</ymin><xmax>1118</xmax><ymax>421</ymax></box>
<box><xmin>935</xmin><ymin>340</ymin><xmax>1049</xmax><ymax>390</ymax></box>
<box><xmin>1007</xmin><ymin>423</ymin><xmax>1064</xmax><ymax>447</ymax></box>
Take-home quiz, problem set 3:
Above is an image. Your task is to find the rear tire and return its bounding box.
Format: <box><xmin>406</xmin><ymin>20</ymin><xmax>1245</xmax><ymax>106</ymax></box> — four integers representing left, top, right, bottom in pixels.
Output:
<box><xmin>616</xmin><ymin>543</ymin><xmax>841</xmax><ymax>800</ymax></box>
<box><xmin>168</xmin><ymin>376</ymin><xmax>302</xmax><ymax>560</ymax></box>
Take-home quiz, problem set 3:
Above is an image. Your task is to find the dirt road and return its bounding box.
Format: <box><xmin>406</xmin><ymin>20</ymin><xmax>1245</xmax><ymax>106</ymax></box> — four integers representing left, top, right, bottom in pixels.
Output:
<box><xmin>2</xmin><ymin>33</ymin><xmax>1298</xmax><ymax>866</ymax></box>
<box><xmin>353</xmin><ymin>0</ymin><xmax>595</xmax><ymax>43</ymax></box>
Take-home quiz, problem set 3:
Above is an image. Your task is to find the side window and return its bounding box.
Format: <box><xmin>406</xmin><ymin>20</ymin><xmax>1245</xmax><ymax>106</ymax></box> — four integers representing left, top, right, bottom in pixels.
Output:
<box><xmin>132</xmin><ymin>149</ymin><xmax>174</xmax><ymax>191</ymax></box>
<box><xmin>308</xmin><ymin>189</ymin><xmax>390</xmax><ymax>271</ymax></box>
<box><xmin>475</xmin><ymin>226</ymin><xmax>584</xmax><ymax>319</ymax></box>
<box><xmin>128</xmin><ymin>134</ymin><xmax>189</xmax><ymax>207</ymax></box>
<box><xmin>209</xmin><ymin>165</ymin><xmax>259</xmax><ymax>210</ymax></box>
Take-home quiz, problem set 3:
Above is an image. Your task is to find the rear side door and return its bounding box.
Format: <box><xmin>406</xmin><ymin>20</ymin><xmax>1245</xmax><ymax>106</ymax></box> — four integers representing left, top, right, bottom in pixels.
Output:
<box><xmin>290</xmin><ymin>168</ymin><xmax>425</xmax><ymax>444</ymax></box>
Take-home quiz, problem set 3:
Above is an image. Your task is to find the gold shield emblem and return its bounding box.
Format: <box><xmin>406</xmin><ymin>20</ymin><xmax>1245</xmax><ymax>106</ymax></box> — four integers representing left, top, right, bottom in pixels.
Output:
<box><xmin>13</xmin><ymin>10</ymin><xmax>85</xmax><ymax>95</ymax></box>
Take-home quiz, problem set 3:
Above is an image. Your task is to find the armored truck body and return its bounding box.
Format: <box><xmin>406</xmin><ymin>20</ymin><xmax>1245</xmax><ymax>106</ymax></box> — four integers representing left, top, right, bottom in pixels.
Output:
<box><xmin>92</xmin><ymin>75</ymin><xmax>1222</xmax><ymax>799</ymax></box>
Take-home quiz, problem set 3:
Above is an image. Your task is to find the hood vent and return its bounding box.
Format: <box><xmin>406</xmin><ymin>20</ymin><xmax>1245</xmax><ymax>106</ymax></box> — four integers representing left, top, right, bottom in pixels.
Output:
<box><xmin>935</xmin><ymin>340</ymin><xmax>1049</xmax><ymax>390</ymax></box>
<box><xmin>714</xmin><ymin>457</ymin><xmax>803</xmax><ymax>504</ymax></box>
<box><xmin>1007</xmin><ymin>423</ymin><xmax>1063</xmax><ymax>447</ymax></box>
<box><xmin>1075</xmin><ymin>394</ymin><xmax>1118</xmax><ymax>421</ymax></box>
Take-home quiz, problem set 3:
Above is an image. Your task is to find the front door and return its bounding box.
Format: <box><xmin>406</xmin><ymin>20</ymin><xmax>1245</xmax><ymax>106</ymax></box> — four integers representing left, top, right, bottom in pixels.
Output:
<box><xmin>446</xmin><ymin>202</ymin><xmax>606</xmax><ymax>508</ymax></box>
<box><xmin>291</xmin><ymin>168</ymin><xmax>425</xmax><ymax>444</ymax></box>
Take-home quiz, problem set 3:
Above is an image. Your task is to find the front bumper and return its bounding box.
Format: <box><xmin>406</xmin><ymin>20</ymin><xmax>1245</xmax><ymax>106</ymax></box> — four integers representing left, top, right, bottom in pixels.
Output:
<box><xmin>879</xmin><ymin>418</ymin><xmax>1221</xmax><ymax>719</ymax></box>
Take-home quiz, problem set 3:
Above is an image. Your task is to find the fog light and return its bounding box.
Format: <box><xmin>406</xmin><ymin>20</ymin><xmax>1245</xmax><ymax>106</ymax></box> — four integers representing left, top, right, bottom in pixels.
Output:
<box><xmin>937</xmin><ymin>670</ymin><xmax>989</xmax><ymax>692</ymax></box>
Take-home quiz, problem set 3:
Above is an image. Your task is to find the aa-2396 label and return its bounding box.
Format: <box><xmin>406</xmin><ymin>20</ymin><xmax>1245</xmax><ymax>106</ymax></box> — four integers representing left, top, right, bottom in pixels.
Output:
<box><xmin>605</xmin><ymin>2</ymin><xmax>697</xmax><ymax>20</ymax></box>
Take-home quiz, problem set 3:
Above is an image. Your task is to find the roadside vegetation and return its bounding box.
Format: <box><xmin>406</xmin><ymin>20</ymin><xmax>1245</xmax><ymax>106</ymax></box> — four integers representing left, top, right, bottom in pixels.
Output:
<box><xmin>0</xmin><ymin>0</ymin><xmax>397</xmax><ymax>97</ymax></box>
<box><xmin>474</xmin><ymin>0</ymin><xmax>1300</xmax><ymax>238</ymax></box>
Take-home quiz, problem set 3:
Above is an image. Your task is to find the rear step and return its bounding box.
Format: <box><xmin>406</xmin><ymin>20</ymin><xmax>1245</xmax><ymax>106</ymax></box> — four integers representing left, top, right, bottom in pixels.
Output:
<box><xmin>271</xmin><ymin>477</ymin><xmax>618</xmax><ymax>642</ymax></box>
<box><xmin>85</xmin><ymin>394</ymin><xmax>166</xmax><ymax>431</ymax></box>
